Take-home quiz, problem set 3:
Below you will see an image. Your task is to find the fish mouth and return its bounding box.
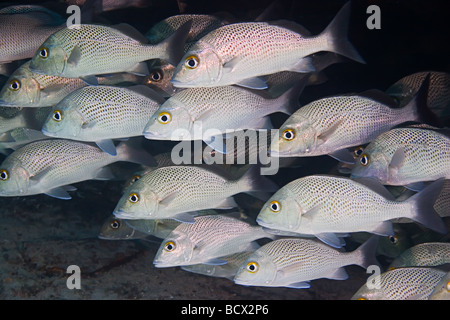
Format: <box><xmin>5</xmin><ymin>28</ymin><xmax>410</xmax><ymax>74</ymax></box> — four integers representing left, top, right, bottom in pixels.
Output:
<box><xmin>41</xmin><ymin>128</ymin><xmax>57</xmax><ymax>137</ymax></box>
<box><xmin>256</xmin><ymin>218</ymin><xmax>273</xmax><ymax>228</ymax></box>
<box><xmin>0</xmin><ymin>98</ymin><xmax>15</xmax><ymax>107</ymax></box>
<box><xmin>170</xmin><ymin>79</ymin><xmax>197</xmax><ymax>88</ymax></box>
<box><xmin>113</xmin><ymin>210</ymin><xmax>140</xmax><ymax>220</ymax></box>
<box><xmin>268</xmin><ymin>149</ymin><xmax>294</xmax><ymax>157</ymax></box>
<box><xmin>143</xmin><ymin>131</ymin><xmax>164</xmax><ymax>140</ymax></box>
<box><xmin>153</xmin><ymin>260</ymin><xmax>174</xmax><ymax>268</ymax></box>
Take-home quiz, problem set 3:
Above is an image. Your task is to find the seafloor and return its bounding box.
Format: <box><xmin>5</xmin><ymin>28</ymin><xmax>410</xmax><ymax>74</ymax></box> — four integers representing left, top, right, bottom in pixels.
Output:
<box><xmin>0</xmin><ymin>0</ymin><xmax>449</xmax><ymax>300</ymax></box>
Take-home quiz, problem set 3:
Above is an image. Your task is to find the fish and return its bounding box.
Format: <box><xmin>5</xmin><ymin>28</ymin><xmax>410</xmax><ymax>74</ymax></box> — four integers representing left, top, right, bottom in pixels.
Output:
<box><xmin>171</xmin><ymin>2</ymin><xmax>364</xmax><ymax>89</ymax></box>
<box><xmin>0</xmin><ymin>61</ymin><xmax>144</xmax><ymax>108</ymax></box>
<box><xmin>256</xmin><ymin>175</ymin><xmax>446</xmax><ymax>248</ymax></box>
<box><xmin>143</xmin><ymin>80</ymin><xmax>302</xmax><ymax>153</ymax></box>
<box><xmin>153</xmin><ymin>213</ymin><xmax>273</xmax><ymax>267</ymax></box>
<box><xmin>269</xmin><ymin>75</ymin><xmax>434</xmax><ymax>163</ymax></box>
<box><xmin>429</xmin><ymin>271</ymin><xmax>450</xmax><ymax>300</ymax></box>
<box><xmin>386</xmin><ymin>71</ymin><xmax>450</xmax><ymax>124</ymax></box>
<box><xmin>143</xmin><ymin>59</ymin><xmax>179</xmax><ymax>97</ymax></box>
<box><xmin>351</xmin><ymin>267</ymin><xmax>448</xmax><ymax>300</ymax></box>
<box><xmin>113</xmin><ymin>165</ymin><xmax>278</xmax><ymax>223</ymax></box>
<box><xmin>0</xmin><ymin>5</ymin><xmax>65</xmax><ymax>65</ymax></box>
<box><xmin>0</xmin><ymin>139</ymin><xmax>156</xmax><ymax>199</ymax></box>
<box><xmin>28</xmin><ymin>21</ymin><xmax>192</xmax><ymax>84</ymax></box>
<box><xmin>146</xmin><ymin>14</ymin><xmax>229</xmax><ymax>51</ymax></box>
<box><xmin>41</xmin><ymin>85</ymin><xmax>165</xmax><ymax>155</ymax></box>
<box><xmin>233</xmin><ymin>236</ymin><xmax>379</xmax><ymax>288</ymax></box>
<box><xmin>388</xmin><ymin>242</ymin><xmax>450</xmax><ymax>269</ymax></box>
<box><xmin>98</xmin><ymin>216</ymin><xmax>149</xmax><ymax>240</ymax></box>
<box><xmin>350</xmin><ymin>126</ymin><xmax>450</xmax><ymax>187</ymax></box>
<box><xmin>181</xmin><ymin>251</ymin><xmax>255</xmax><ymax>280</ymax></box>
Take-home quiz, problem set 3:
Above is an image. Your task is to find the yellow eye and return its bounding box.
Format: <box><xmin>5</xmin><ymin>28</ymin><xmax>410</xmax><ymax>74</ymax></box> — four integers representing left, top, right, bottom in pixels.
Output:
<box><xmin>131</xmin><ymin>175</ymin><xmax>141</xmax><ymax>183</ymax></box>
<box><xmin>128</xmin><ymin>192</ymin><xmax>139</xmax><ymax>203</ymax></box>
<box><xmin>39</xmin><ymin>47</ymin><xmax>49</xmax><ymax>59</ymax></box>
<box><xmin>360</xmin><ymin>154</ymin><xmax>369</xmax><ymax>166</ymax></box>
<box><xmin>246</xmin><ymin>262</ymin><xmax>259</xmax><ymax>273</ymax></box>
<box><xmin>0</xmin><ymin>169</ymin><xmax>9</xmax><ymax>181</ymax></box>
<box><xmin>9</xmin><ymin>79</ymin><xmax>21</xmax><ymax>91</ymax></box>
<box><xmin>52</xmin><ymin>110</ymin><xmax>63</xmax><ymax>122</ymax></box>
<box><xmin>268</xmin><ymin>200</ymin><xmax>281</xmax><ymax>213</ymax></box>
<box><xmin>157</xmin><ymin>111</ymin><xmax>172</xmax><ymax>124</ymax></box>
<box><xmin>353</xmin><ymin>146</ymin><xmax>364</xmax><ymax>157</ymax></box>
<box><xmin>110</xmin><ymin>219</ymin><xmax>121</xmax><ymax>229</ymax></box>
<box><xmin>185</xmin><ymin>55</ymin><xmax>199</xmax><ymax>69</ymax></box>
<box><xmin>446</xmin><ymin>281</ymin><xmax>450</xmax><ymax>292</ymax></box>
<box><xmin>356</xmin><ymin>297</ymin><xmax>368</xmax><ymax>300</ymax></box>
<box><xmin>164</xmin><ymin>241</ymin><xmax>176</xmax><ymax>252</ymax></box>
<box><xmin>282</xmin><ymin>129</ymin><xmax>295</xmax><ymax>141</ymax></box>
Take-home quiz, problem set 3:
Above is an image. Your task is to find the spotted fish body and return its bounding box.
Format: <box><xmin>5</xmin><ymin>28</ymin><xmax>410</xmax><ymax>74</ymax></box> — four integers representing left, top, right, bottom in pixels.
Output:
<box><xmin>0</xmin><ymin>139</ymin><xmax>154</xmax><ymax>199</ymax></box>
<box><xmin>171</xmin><ymin>2</ymin><xmax>364</xmax><ymax>88</ymax></box>
<box><xmin>113</xmin><ymin>165</ymin><xmax>276</xmax><ymax>222</ymax></box>
<box><xmin>41</xmin><ymin>85</ymin><xmax>164</xmax><ymax>154</ymax></box>
<box><xmin>0</xmin><ymin>61</ymin><xmax>143</xmax><ymax>107</ymax></box>
<box><xmin>429</xmin><ymin>271</ymin><xmax>450</xmax><ymax>300</ymax></box>
<box><xmin>29</xmin><ymin>22</ymin><xmax>190</xmax><ymax>80</ymax></box>
<box><xmin>233</xmin><ymin>237</ymin><xmax>378</xmax><ymax>288</ymax></box>
<box><xmin>270</xmin><ymin>87</ymin><xmax>429</xmax><ymax>160</ymax></box>
<box><xmin>153</xmin><ymin>213</ymin><xmax>270</xmax><ymax>267</ymax></box>
<box><xmin>256</xmin><ymin>175</ymin><xmax>446</xmax><ymax>248</ymax></box>
<box><xmin>143</xmin><ymin>84</ymin><xmax>296</xmax><ymax>143</ymax></box>
<box><xmin>351</xmin><ymin>267</ymin><xmax>447</xmax><ymax>300</ymax></box>
<box><xmin>0</xmin><ymin>5</ymin><xmax>65</xmax><ymax>64</ymax></box>
<box><xmin>351</xmin><ymin>127</ymin><xmax>450</xmax><ymax>186</ymax></box>
<box><xmin>388</xmin><ymin>242</ymin><xmax>450</xmax><ymax>269</ymax></box>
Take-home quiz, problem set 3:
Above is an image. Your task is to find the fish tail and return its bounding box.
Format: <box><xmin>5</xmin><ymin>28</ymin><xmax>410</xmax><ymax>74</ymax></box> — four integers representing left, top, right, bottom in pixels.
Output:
<box><xmin>115</xmin><ymin>138</ymin><xmax>157</xmax><ymax>167</ymax></box>
<box><xmin>406</xmin><ymin>179</ymin><xmax>447</xmax><ymax>234</ymax></box>
<box><xmin>237</xmin><ymin>165</ymin><xmax>279</xmax><ymax>200</ymax></box>
<box><xmin>404</xmin><ymin>73</ymin><xmax>441</xmax><ymax>127</ymax></box>
<box><xmin>352</xmin><ymin>235</ymin><xmax>380</xmax><ymax>269</ymax></box>
<box><xmin>150</xmin><ymin>20</ymin><xmax>192</xmax><ymax>66</ymax></box>
<box><xmin>321</xmin><ymin>1</ymin><xmax>365</xmax><ymax>64</ymax></box>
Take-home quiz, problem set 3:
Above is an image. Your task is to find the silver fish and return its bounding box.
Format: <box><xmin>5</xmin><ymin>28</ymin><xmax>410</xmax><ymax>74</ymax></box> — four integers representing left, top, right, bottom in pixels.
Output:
<box><xmin>143</xmin><ymin>82</ymin><xmax>301</xmax><ymax>153</ymax></box>
<box><xmin>171</xmin><ymin>2</ymin><xmax>364</xmax><ymax>89</ymax></box>
<box><xmin>234</xmin><ymin>236</ymin><xmax>378</xmax><ymax>288</ymax></box>
<box><xmin>41</xmin><ymin>85</ymin><xmax>164</xmax><ymax>155</ymax></box>
<box><xmin>256</xmin><ymin>175</ymin><xmax>446</xmax><ymax>248</ymax></box>
<box><xmin>388</xmin><ymin>242</ymin><xmax>450</xmax><ymax>269</ymax></box>
<box><xmin>0</xmin><ymin>139</ymin><xmax>155</xmax><ymax>199</ymax></box>
<box><xmin>429</xmin><ymin>271</ymin><xmax>450</xmax><ymax>300</ymax></box>
<box><xmin>113</xmin><ymin>165</ymin><xmax>277</xmax><ymax>223</ymax></box>
<box><xmin>0</xmin><ymin>61</ymin><xmax>144</xmax><ymax>108</ymax></box>
<box><xmin>0</xmin><ymin>5</ymin><xmax>65</xmax><ymax>64</ymax></box>
<box><xmin>153</xmin><ymin>213</ymin><xmax>272</xmax><ymax>267</ymax></box>
<box><xmin>28</xmin><ymin>22</ymin><xmax>191</xmax><ymax>84</ymax></box>
<box><xmin>351</xmin><ymin>267</ymin><xmax>448</xmax><ymax>300</ymax></box>
<box><xmin>350</xmin><ymin>126</ymin><xmax>450</xmax><ymax>187</ymax></box>
<box><xmin>269</xmin><ymin>76</ymin><xmax>433</xmax><ymax>163</ymax></box>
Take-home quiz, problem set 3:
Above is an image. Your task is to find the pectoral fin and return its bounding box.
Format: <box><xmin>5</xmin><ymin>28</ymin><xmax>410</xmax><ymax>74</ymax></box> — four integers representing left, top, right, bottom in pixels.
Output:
<box><xmin>67</xmin><ymin>45</ymin><xmax>81</xmax><ymax>67</ymax></box>
<box><xmin>96</xmin><ymin>139</ymin><xmax>117</xmax><ymax>156</ymax></box>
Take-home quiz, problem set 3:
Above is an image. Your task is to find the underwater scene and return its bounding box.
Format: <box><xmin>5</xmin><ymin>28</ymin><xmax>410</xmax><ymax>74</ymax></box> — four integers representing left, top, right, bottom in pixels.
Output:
<box><xmin>0</xmin><ymin>0</ymin><xmax>449</xmax><ymax>302</ymax></box>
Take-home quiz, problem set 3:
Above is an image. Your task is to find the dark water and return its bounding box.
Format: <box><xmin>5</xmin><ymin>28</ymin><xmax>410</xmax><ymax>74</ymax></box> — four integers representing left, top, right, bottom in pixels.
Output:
<box><xmin>0</xmin><ymin>0</ymin><xmax>449</xmax><ymax>304</ymax></box>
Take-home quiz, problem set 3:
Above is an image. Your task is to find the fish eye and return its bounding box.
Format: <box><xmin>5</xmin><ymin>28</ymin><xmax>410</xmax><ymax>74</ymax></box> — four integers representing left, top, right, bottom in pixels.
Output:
<box><xmin>446</xmin><ymin>281</ymin><xmax>450</xmax><ymax>292</ymax></box>
<box><xmin>157</xmin><ymin>111</ymin><xmax>172</xmax><ymax>124</ymax></box>
<box><xmin>150</xmin><ymin>70</ymin><xmax>163</xmax><ymax>82</ymax></box>
<box><xmin>246</xmin><ymin>262</ymin><xmax>259</xmax><ymax>273</ymax></box>
<box><xmin>360</xmin><ymin>154</ymin><xmax>369</xmax><ymax>166</ymax></box>
<box><xmin>356</xmin><ymin>298</ymin><xmax>368</xmax><ymax>300</ymax></box>
<box><xmin>128</xmin><ymin>192</ymin><xmax>139</xmax><ymax>203</ymax></box>
<box><xmin>388</xmin><ymin>235</ymin><xmax>398</xmax><ymax>244</ymax></box>
<box><xmin>110</xmin><ymin>219</ymin><xmax>121</xmax><ymax>229</ymax></box>
<box><xmin>164</xmin><ymin>241</ymin><xmax>176</xmax><ymax>252</ymax></box>
<box><xmin>9</xmin><ymin>79</ymin><xmax>21</xmax><ymax>91</ymax></box>
<box><xmin>52</xmin><ymin>110</ymin><xmax>63</xmax><ymax>122</ymax></box>
<box><xmin>282</xmin><ymin>129</ymin><xmax>295</xmax><ymax>141</ymax></box>
<box><xmin>39</xmin><ymin>47</ymin><xmax>49</xmax><ymax>59</ymax></box>
<box><xmin>353</xmin><ymin>146</ymin><xmax>364</xmax><ymax>157</ymax></box>
<box><xmin>130</xmin><ymin>175</ymin><xmax>141</xmax><ymax>183</ymax></box>
<box><xmin>185</xmin><ymin>55</ymin><xmax>199</xmax><ymax>69</ymax></box>
<box><xmin>268</xmin><ymin>200</ymin><xmax>281</xmax><ymax>213</ymax></box>
<box><xmin>0</xmin><ymin>169</ymin><xmax>9</xmax><ymax>181</ymax></box>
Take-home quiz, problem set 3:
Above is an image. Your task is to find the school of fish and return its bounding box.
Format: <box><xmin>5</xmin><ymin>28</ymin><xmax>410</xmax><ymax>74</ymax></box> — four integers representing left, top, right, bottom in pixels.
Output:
<box><xmin>0</xmin><ymin>1</ymin><xmax>449</xmax><ymax>300</ymax></box>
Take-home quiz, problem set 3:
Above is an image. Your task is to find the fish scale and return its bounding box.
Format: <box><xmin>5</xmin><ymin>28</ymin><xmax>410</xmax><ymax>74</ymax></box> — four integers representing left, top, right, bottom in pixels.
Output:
<box><xmin>351</xmin><ymin>127</ymin><xmax>450</xmax><ymax>185</ymax></box>
<box><xmin>352</xmin><ymin>267</ymin><xmax>447</xmax><ymax>300</ymax></box>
